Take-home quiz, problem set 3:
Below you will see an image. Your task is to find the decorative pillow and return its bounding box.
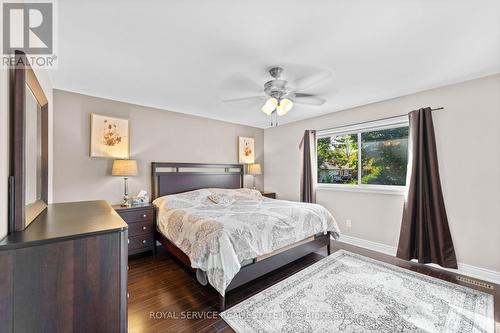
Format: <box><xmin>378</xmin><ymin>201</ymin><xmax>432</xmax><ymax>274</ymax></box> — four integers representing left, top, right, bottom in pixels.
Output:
<box><xmin>207</xmin><ymin>193</ymin><xmax>234</xmax><ymax>205</ymax></box>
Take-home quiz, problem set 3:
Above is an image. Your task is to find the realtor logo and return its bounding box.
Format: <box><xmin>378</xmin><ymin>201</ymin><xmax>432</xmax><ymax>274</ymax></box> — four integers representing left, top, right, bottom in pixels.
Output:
<box><xmin>1</xmin><ymin>1</ymin><xmax>57</xmax><ymax>68</ymax></box>
<box><xmin>3</xmin><ymin>2</ymin><xmax>53</xmax><ymax>54</ymax></box>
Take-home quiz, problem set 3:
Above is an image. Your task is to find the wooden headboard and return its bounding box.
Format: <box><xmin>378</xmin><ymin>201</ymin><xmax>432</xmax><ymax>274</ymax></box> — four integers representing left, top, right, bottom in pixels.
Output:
<box><xmin>151</xmin><ymin>162</ymin><xmax>244</xmax><ymax>199</ymax></box>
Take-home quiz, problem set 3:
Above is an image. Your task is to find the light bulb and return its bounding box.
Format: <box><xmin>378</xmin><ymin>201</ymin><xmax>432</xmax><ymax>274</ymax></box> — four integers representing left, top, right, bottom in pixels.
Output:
<box><xmin>276</xmin><ymin>98</ymin><xmax>293</xmax><ymax>116</ymax></box>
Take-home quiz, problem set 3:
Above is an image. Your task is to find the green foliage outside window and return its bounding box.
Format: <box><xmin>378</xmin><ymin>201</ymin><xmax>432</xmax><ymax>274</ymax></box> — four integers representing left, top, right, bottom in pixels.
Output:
<box><xmin>317</xmin><ymin>127</ymin><xmax>408</xmax><ymax>186</ymax></box>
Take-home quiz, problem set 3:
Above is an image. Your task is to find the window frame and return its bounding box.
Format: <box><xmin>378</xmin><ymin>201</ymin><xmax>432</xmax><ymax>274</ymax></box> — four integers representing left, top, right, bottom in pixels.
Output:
<box><xmin>316</xmin><ymin>115</ymin><xmax>409</xmax><ymax>195</ymax></box>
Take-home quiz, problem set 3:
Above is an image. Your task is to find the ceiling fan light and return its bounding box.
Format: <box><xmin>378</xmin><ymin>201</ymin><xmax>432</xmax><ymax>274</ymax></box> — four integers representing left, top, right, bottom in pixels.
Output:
<box><xmin>261</xmin><ymin>97</ymin><xmax>278</xmax><ymax>116</ymax></box>
<box><xmin>277</xmin><ymin>98</ymin><xmax>293</xmax><ymax>116</ymax></box>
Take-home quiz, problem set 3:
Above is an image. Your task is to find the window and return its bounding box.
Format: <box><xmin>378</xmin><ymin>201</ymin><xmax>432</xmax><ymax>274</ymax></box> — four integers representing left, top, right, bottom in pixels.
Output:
<box><xmin>317</xmin><ymin>134</ymin><xmax>359</xmax><ymax>185</ymax></box>
<box><xmin>317</xmin><ymin>117</ymin><xmax>409</xmax><ymax>191</ymax></box>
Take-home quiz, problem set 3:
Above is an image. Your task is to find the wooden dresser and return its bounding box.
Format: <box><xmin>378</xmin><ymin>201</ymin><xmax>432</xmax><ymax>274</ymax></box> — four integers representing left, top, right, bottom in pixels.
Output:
<box><xmin>0</xmin><ymin>201</ymin><xmax>128</xmax><ymax>333</ymax></box>
<box><xmin>113</xmin><ymin>203</ymin><xmax>156</xmax><ymax>256</ymax></box>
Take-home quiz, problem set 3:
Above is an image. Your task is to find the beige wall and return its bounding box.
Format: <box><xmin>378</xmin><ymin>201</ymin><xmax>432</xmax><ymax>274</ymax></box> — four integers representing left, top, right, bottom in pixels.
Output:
<box><xmin>264</xmin><ymin>74</ymin><xmax>500</xmax><ymax>272</ymax></box>
<box><xmin>52</xmin><ymin>90</ymin><xmax>264</xmax><ymax>204</ymax></box>
<box><xmin>0</xmin><ymin>67</ymin><xmax>52</xmax><ymax>239</ymax></box>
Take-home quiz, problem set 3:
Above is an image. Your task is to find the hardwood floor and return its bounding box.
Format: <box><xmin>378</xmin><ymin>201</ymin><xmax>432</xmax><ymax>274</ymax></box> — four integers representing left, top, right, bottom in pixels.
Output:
<box><xmin>128</xmin><ymin>241</ymin><xmax>499</xmax><ymax>332</ymax></box>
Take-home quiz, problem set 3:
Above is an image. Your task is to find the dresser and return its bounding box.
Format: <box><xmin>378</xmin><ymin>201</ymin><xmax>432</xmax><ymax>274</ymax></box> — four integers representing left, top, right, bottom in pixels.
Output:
<box><xmin>0</xmin><ymin>201</ymin><xmax>128</xmax><ymax>333</ymax></box>
<box><xmin>113</xmin><ymin>203</ymin><xmax>156</xmax><ymax>256</ymax></box>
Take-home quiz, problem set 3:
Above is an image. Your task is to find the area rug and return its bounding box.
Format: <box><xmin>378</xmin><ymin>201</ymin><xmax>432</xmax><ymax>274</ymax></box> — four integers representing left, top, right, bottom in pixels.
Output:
<box><xmin>221</xmin><ymin>250</ymin><xmax>494</xmax><ymax>333</ymax></box>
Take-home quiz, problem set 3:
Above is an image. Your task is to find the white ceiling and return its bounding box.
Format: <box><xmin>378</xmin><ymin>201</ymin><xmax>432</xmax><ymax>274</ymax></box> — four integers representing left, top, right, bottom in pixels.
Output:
<box><xmin>51</xmin><ymin>0</ymin><xmax>500</xmax><ymax>128</ymax></box>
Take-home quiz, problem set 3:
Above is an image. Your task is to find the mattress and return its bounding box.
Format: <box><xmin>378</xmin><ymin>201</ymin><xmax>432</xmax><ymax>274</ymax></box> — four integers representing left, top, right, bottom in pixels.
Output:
<box><xmin>153</xmin><ymin>188</ymin><xmax>340</xmax><ymax>295</ymax></box>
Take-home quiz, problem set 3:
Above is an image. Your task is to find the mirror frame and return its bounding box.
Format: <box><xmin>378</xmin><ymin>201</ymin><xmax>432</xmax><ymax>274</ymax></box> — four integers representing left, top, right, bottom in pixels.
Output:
<box><xmin>11</xmin><ymin>50</ymin><xmax>49</xmax><ymax>231</ymax></box>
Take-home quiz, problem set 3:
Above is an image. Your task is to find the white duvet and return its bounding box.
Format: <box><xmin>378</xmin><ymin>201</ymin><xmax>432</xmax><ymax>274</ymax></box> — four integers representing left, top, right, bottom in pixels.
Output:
<box><xmin>153</xmin><ymin>188</ymin><xmax>340</xmax><ymax>295</ymax></box>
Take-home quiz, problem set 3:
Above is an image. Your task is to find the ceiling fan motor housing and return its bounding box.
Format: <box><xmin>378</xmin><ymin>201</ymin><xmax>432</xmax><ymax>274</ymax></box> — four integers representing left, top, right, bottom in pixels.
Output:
<box><xmin>264</xmin><ymin>79</ymin><xmax>289</xmax><ymax>99</ymax></box>
<box><xmin>264</xmin><ymin>66</ymin><xmax>290</xmax><ymax>99</ymax></box>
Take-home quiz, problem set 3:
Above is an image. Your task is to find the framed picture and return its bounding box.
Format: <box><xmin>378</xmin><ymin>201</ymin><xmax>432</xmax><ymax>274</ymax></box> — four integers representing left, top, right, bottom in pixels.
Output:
<box><xmin>90</xmin><ymin>113</ymin><xmax>129</xmax><ymax>158</ymax></box>
<box><xmin>238</xmin><ymin>136</ymin><xmax>255</xmax><ymax>164</ymax></box>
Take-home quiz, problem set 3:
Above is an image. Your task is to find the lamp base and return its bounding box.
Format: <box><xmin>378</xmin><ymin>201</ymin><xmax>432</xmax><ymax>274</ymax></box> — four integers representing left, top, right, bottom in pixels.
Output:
<box><xmin>120</xmin><ymin>195</ymin><xmax>131</xmax><ymax>207</ymax></box>
<box><xmin>121</xmin><ymin>177</ymin><xmax>131</xmax><ymax>207</ymax></box>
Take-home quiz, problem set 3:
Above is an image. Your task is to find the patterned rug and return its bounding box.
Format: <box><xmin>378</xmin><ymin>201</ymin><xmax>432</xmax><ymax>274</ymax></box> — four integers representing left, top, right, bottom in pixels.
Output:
<box><xmin>221</xmin><ymin>250</ymin><xmax>494</xmax><ymax>332</ymax></box>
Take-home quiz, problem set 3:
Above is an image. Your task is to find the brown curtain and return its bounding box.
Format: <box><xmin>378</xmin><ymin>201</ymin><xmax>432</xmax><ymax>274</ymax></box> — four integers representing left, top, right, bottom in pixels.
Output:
<box><xmin>397</xmin><ymin>108</ymin><xmax>457</xmax><ymax>268</ymax></box>
<box><xmin>299</xmin><ymin>130</ymin><xmax>317</xmax><ymax>203</ymax></box>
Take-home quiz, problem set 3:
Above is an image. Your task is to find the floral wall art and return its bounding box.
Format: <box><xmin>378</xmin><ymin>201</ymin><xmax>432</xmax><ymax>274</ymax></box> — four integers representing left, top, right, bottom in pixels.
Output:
<box><xmin>90</xmin><ymin>113</ymin><xmax>129</xmax><ymax>158</ymax></box>
<box><xmin>238</xmin><ymin>136</ymin><xmax>255</xmax><ymax>164</ymax></box>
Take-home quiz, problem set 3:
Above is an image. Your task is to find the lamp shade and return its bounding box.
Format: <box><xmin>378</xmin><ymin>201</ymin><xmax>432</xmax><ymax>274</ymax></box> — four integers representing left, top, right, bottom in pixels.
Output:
<box><xmin>247</xmin><ymin>163</ymin><xmax>262</xmax><ymax>175</ymax></box>
<box><xmin>112</xmin><ymin>159</ymin><xmax>138</xmax><ymax>176</ymax></box>
<box><xmin>261</xmin><ymin>98</ymin><xmax>278</xmax><ymax>116</ymax></box>
<box><xmin>276</xmin><ymin>98</ymin><xmax>293</xmax><ymax>116</ymax></box>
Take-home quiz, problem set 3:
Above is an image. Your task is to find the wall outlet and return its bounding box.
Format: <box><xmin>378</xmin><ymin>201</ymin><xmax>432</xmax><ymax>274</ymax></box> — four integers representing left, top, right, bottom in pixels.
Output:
<box><xmin>345</xmin><ymin>219</ymin><xmax>352</xmax><ymax>228</ymax></box>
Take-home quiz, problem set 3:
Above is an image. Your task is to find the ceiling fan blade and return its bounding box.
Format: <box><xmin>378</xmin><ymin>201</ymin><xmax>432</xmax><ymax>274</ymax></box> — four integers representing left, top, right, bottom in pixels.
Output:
<box><xmin>293</xmin><ymin>71</ymin><xmax>332</xmax><ymax>92</ymax></box>
<box><xmin>222</xmin><ymin>95</ymin><xmax>266</xmax><ymax>103</ymax></box>
<box><xmin>292</xmin><ymin>94</ymin><xmax>326</xmax><ymax>106</ymax></box>
<box><xmin>293</xmin><ymin>93</ymin><xmax>315</xmax><ymax>97</ymax></box>
<box><xmin>219</xmin><ymin>73</ymin><xmax>262</xmax><ymax>93</ymax></box>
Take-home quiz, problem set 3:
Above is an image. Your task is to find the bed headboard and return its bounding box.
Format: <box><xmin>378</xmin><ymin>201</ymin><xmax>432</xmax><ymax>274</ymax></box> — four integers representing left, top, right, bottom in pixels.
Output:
<box><xmin>151</xmin><ymin>162</ymin><xmax>244</xmax><ymax>199</ymax></box>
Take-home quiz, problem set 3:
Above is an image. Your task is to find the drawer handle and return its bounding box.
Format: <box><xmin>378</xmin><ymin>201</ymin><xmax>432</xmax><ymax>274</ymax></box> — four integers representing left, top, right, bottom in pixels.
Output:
<box><xmin>142</xmin><ymin>240</ymin><xmax>147</xmax><ymax>244</ymax></box>
<box><xmin>142</xmin><ymin>214</ymin><xmax>147</xmax><ymax>218</ymax></box>
<box><xmin>127</xmin><ymin>238</ymin><xmax>130</xmax><ymax>244</ymax></box>
<box><xmin>142</xmin><ymin>226</ymin><xmax>147</xmax><ymax>230</ymax></box>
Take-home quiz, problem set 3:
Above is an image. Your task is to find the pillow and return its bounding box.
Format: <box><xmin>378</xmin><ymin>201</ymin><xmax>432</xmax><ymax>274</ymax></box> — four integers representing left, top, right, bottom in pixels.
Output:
<box><xmin>207</xmin><ymin>193</ymin><xmax>234</xmax><ymax>205</ymax></box>
<box><xmin>237</xmin><ymin>188</ymin><xmax>263</xmax><ymax>199</ymax></box>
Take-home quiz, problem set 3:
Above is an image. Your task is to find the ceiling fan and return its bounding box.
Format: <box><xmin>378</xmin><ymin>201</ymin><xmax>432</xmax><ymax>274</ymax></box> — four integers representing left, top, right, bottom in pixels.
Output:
<box><xmin>222</xmin><ymin>66</ymin><xmax>331</xmax><ymax>126</ymax></box>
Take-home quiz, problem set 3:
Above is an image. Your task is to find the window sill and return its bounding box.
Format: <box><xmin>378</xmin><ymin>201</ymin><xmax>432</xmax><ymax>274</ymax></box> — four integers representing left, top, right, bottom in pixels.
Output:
<box><xmin>317</xmin><ymin>184</ymin><xmax>406</xmax><ymax>196</ymax></box>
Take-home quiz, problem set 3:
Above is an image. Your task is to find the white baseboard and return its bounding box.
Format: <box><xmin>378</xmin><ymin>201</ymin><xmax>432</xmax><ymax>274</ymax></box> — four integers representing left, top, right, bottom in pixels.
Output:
<box><xmin>339</xmin><ymin>235</ymin><xmax>397</xmax><ymax>256</ymax></box>
<box><xmin>338</xmin><ymin>234</ymin><xmax>500</xmax><ymax>285</ymax></box>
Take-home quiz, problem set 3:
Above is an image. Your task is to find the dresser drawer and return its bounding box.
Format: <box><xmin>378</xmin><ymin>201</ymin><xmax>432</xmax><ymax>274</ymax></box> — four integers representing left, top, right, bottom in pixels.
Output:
<box><xmin>113</xmin><ymin>204</ymin><xmax>156</xmax><ymax>256</ymax></box>
<box><xmin>118</xmin><ymin>208</ymin><xmax>154</xmax><ymax>223</ymax></box>
<box><xmin>128</xmin><ymin>220</ymin><xmax>154</xmax><ymax>236</ymax></box>
<box><xmin>128</xmin><ymin>234</ymin><xmax>154</xmax><ymax>251</ymax></box>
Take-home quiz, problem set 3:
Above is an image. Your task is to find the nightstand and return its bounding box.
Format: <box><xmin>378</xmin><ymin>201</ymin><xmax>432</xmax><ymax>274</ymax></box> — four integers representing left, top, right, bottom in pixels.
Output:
<box><xmin>260</xmin><ymin>191</ymin><xmax>276</xmax><ymax>199</ymax></box>
<box><xmin>113</xmin><ymin>203</ymin><xmax>156</xmax><ymax>256</ymax></box>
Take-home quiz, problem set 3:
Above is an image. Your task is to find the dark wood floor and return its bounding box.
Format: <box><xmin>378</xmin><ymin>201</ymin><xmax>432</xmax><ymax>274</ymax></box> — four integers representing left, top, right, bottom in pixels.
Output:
<box><xmin>128</xmin><ymin>241</ymin><xmax>499</xmax><ymax>333</ymax></box>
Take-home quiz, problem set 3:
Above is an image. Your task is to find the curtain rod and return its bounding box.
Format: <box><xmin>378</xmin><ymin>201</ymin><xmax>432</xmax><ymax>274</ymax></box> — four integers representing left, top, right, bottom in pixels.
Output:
<box><xmin>316</xmin><ymin>107</ymin><xmax>444</xmax><ymax>134</ymax></box>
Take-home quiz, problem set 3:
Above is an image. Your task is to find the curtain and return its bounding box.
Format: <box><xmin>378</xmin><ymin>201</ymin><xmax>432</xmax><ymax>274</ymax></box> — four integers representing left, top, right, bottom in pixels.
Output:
<box><xmin>397</xmin><ymin>108</ymin><xmax>457</xmax><ymax>268</ymax></box>
<box><xmin>299</xmin><ymin>130</ymin><xmax>317</xmax><ymax>203</ymax></box>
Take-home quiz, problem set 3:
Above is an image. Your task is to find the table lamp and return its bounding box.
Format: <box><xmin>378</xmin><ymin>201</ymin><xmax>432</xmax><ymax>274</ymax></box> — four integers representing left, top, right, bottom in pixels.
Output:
<box><xmin>247</xmin><ymin>163</ymin><xmax>262</xmax><ymax>190</ymax></box>
<box><xmin>112</xmin><ymin>159</ymin><xmax>138</xmax><ymax>207</ymax></box>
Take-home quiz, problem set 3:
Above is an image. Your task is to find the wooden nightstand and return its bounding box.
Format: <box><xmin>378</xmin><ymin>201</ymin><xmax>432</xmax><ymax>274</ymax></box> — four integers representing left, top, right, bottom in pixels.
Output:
<box><xmin>113</xmin><ymin>203</ymin><xmax>156</xmax><ymax>256</ymax></box>
<box><xmin>260</xmin><ymin>191</ymin><xmax>276</xmax><ymax>199</ymax></box>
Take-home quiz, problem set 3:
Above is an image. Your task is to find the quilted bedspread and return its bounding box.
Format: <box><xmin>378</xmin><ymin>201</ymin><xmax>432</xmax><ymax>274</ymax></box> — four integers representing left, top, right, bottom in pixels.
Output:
<box><xmin>153</xmin><ymin>188</ymin><xmax>340</xmax><ymax>295</ymax></box>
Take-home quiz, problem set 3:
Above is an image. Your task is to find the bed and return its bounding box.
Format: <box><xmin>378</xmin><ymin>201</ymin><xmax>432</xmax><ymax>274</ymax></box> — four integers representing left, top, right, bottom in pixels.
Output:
<box><xmin>151</xmin><ymin>162</ymin><xmax>340</xmax><ymax>311</ymax></box>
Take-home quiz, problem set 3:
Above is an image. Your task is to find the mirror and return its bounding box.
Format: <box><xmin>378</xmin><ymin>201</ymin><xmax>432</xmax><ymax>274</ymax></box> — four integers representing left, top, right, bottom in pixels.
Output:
<box><xmin>24</xmin><ymin>85</ymin><xmax>46</xmax><ymax>226</ymax></box>
<box><xmin>10</xmin><ymin>50</ymin><xmax>49</xmax><ymax>231</ymax></box>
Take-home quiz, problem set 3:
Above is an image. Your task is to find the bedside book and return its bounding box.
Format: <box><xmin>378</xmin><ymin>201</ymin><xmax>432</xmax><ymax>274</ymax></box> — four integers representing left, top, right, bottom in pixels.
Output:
<box><xmin>260</xmin><ymin>191</ymin><xmax>276</xmax><ymax>199</ymax></box>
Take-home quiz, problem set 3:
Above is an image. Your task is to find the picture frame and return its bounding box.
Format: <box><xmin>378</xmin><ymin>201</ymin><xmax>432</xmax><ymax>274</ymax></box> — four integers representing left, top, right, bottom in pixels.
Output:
<box><xmin>238</xmin><ymin>136</ymin><xmax>255</xmax><ymax>164</ymax></box>
<box><xmin>90</xmin><ymin>113</ymin><xmax>130</xmax><ymax>158</ymax></box>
